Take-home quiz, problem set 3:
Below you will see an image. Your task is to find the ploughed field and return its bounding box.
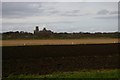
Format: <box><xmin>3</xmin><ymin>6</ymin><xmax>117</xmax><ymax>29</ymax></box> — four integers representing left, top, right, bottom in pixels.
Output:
<box><xmin>2</xmin><ymin>38</ymin><xmax>118</xmax><ymax>46</ymax></box>
<box><xmin>2</xmin><ymin>43</ymin><xmax>120</xmax><ymax>77</ymax></box>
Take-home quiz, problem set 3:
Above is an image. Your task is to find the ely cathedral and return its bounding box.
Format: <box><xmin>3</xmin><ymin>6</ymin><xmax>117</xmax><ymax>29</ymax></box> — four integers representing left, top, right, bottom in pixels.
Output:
<box><xmin>34</xmin><ymin>25</ymin><xmax>53</xmax><ymax>34</ymax></box>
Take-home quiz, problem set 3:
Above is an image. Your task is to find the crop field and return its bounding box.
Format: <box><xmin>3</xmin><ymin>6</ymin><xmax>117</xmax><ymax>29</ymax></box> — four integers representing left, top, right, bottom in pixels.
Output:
<box><xmin>2</xmin><ymin>43</ymin><xmax>120</xmax><ymax>78</ymax></box>
<box><xmin>2</xmin><ymin>38</ymin><xmax>118</xmax><ymax>46</ymax></box>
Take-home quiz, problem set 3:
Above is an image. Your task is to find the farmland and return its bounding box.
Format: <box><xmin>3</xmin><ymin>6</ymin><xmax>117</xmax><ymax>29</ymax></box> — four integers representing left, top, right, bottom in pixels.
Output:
<box><xmin>2</xmin><ymin>43</ymin><xmax>120</xmax><ymax>78</ymax></box>
<box><xmin>2</xmin><ymin>38</ymin><xmax>118</xmax><ymax>46</ymax></box>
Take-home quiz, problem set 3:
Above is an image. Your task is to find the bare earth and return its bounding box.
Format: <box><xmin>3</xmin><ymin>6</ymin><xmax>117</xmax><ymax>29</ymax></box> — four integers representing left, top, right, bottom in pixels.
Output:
<box><xmin>1</xmin><ymin>38</ymin><xmax>119</xmax><ymax>46</ymax></box>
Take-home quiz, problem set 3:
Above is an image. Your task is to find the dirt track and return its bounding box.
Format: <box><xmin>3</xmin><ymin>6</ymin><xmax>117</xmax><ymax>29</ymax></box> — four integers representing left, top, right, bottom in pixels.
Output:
<box><xmin>2</xmin><ymin>38</ymin><xmax>119</xmax><ymax>46</ymax></box>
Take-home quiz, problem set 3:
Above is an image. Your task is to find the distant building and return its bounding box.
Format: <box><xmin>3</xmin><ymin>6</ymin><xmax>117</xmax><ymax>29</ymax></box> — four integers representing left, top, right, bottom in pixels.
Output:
<box><xmin>34</xmin><ymin>25</ymin><xmax>53</xmax><ymax>34</ymax></box>
<box><xmin>34</xmin><ymin>26</ymin><xmax>39</xmax><ymax>33</ymax></box>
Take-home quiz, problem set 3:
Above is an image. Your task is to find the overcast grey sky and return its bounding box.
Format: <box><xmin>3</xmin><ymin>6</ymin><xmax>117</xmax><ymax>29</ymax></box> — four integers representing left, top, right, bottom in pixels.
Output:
<box><xmin>2</xmin><ymin>2</ymin><xmax>118</xmax><ymax>33</ymax></box>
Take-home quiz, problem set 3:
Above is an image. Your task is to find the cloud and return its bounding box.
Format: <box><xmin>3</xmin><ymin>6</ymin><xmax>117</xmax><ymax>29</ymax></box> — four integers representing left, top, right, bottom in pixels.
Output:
<box><xmin>2</xmin><ymin>2</ymin><xmax>118</xmax><ymax>33</ymax></box>
<box><xmin>109</xmin><ymin>11</ymin><xmax>120</xmax><ymax>15</ymax></box>
<box><xmin>110</xmin><ymin>11</ymin><xmax>118</xmax><ymax>14</ymax></box>
<box><xmin>72</xmin><ymin>10</ymin><xmax>80</xmax><ymax>13</ymax></box>
<box><xmin>97</xmin><ymin>9</ymin><xmax>119</xmax><ymax>15</ymax></box>
<box><xmin>97</xmin><ymin>9</ymin><xmax>109</xmax><ymax>15</ymax></box>
<box><xmin>53</xmin><ymin>9</ymin><xmax>87</xmax><ymax>16</ymax></box>
<box><xmin>95</xmin><ymin>9</ymin><xmax>118</xmax><ymax>19</ymax></box>
<box><xmin>2</xmin><ymin>2</ymin><xmax>44</xmax><ymax>18</ymax></box>
<box><xmin>2</xmin><ymin>2</ymin><xmax>90</xmax><ymax>18</ymax></box>
<box><xmin>0</xmin><ymin>2</ymin><xmax>2</xmax><ymax>18</ymax></box>
<box><xmin>95</xmin><ymin>15</ymin><xmax>117</xmax><ymax>19</ymax></box>
<box><xmin>60</xmin><ymin>10</ymin><xmax>81</xmax><ymax>16</ymax></box>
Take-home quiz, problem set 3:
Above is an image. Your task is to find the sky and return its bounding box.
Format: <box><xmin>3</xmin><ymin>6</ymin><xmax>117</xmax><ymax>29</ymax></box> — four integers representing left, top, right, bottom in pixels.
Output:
<box><xmin>2</xmin><ymin>2</ymin><xmax>118</xmax><ymax>33</ymax></box>
<box><xmin>2</xmin><ymin>0</ymin><xmax>119</xmax><ymax>2</ymax></box>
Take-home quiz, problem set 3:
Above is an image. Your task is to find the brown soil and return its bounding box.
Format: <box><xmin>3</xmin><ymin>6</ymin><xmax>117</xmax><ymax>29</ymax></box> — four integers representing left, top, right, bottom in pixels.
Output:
<box><xmin>2</xmin><ymin>43</ymin><xmax>120</xmax><ymax>77</ymax></box>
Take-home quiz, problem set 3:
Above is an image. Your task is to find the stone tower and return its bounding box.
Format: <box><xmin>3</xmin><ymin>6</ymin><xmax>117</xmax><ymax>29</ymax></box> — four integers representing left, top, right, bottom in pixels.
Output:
<box><xmin>34</xmin><ymin>26</ymin><xmax>39</xmax><ymax>34</ymax></box>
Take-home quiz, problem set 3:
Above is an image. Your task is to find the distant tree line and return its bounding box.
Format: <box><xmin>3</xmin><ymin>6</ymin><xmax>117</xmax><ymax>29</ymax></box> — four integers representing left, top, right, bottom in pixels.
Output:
<box><xmin>2</xmin><ymin>31</ymin><xmax>120</xmax><ymax>40</ymax></box>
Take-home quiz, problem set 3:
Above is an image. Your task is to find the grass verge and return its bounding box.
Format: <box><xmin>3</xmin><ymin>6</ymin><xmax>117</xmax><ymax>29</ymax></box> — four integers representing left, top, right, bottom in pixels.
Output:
<box><xmin>3</xmin><ymin>69</ymin><xmax>120</xmax><ymax>79</ymax></box>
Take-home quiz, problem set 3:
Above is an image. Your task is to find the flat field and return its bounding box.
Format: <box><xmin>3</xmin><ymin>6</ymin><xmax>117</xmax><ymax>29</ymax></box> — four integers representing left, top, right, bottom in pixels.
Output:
<box><xmin>2</xmin><ymin>38</ymin><xmax>119</xmax><ymax>46</ymax></box>
<box><xmin>3</xmin><ymin>43</ymin><xmax>120</xmax><ymax>77</ymax></box>
<box><xmin>2</xmin><ymin>38</ymin><xmax>120</xmax><ymax>78</ymax></box>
